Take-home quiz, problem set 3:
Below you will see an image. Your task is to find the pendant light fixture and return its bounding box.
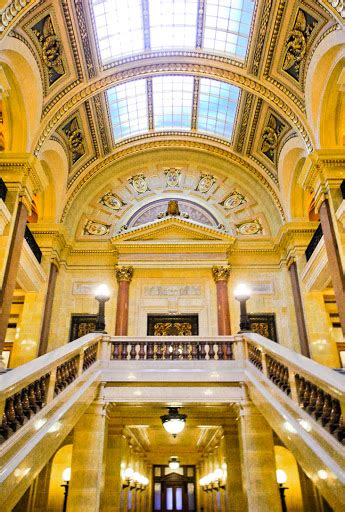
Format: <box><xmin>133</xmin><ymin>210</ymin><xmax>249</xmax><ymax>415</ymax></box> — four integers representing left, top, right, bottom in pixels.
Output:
<box><xmin>168</xmin><ymin>456</ymin><xmax>180</xmax><ymax>470</ymax></box>
<box><xmin>160</xmin><ymin>407</ymin><xmax>187</xmax><ymax>437</ymax></box>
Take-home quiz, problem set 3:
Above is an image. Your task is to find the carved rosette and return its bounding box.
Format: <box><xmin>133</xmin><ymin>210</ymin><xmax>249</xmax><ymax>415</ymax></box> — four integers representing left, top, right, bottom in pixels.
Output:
<box><xmin>115</xmin><ymin>266</ymin><xmax>134</xmax><ymax>283</ymax></box>
<box><xmin>212</xmin><ymin>265</ymin><xmax>231</xmax><ymax>283</ymax></box>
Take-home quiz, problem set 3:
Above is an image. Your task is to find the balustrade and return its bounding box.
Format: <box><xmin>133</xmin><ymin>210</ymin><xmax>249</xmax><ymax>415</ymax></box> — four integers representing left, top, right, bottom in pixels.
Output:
<box><xmin>110</xmin><ymin>339</ymin><xmax>234</xmax><ymax>360</ymax></box>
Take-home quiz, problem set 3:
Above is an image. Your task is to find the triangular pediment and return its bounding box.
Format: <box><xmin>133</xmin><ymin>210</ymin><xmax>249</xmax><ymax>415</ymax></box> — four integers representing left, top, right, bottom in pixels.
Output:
<box><xmin>111</xmin><ymin>217</ymin><xmax>234</xmax><ymax>243</ymax></box>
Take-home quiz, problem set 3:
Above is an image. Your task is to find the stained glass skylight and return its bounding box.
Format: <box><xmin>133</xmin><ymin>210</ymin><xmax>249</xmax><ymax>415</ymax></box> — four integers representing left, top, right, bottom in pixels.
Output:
<box><xmin>203</xmin><ymin>0</ymin><xmax>255</xmax><ymax>59</ymax></box>
<box><xmin>149</xmin><ymin>0</ymin><xmax>198</xmax><ymax>49</ymax></box>
<box><xmin>92</xmin><ymin>0</ymin><xmax>144</xmax><ymax>62</ymax></box>
<box><xmin>152</xmin><ymin>76</ymin><xmax>194</xmax><ymax>130</ymax></box>
<box><xmin>107</xmin><ymin>80</ymin><xmax>148</xmax><ymax>139</ymax></box>
<box><xmin>107</xmin><ymin>75</ymin><xmax>241</xmax><ymax>142</ymax></box>
<box><xmin>198</xmin><ymin>78</ymin><xmax>240</xmax><ymax>138</ymax></box>
<box><xmin>91</xmin><ymin>0</ymin><xmax>255</xmax><ymax>64</ymax></box>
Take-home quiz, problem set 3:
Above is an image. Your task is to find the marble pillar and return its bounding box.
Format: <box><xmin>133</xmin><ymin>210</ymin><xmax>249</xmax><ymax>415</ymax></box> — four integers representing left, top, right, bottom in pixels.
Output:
<box><xmin>212</xmin><ymin>266</ymin><xmax>231</xmax><ymax>335</ymax></box>
<box><xmin>297</xmin><ymin>464</ymin><xmax>322</xmax><ymax>512</ymax></box>
<box><xmin>32</xmin><ymin>460</ymin><xmax>53</xmax><ymax>512</ymax></box>
<box><xmin>288</xmin><ymin>261</ymin><xmax>310</xmax><ymax>358</ymax></box>
<box><xmin>319</xmin><ymin>199</ymin><xmax>345</xmax><ymax>334</ymax></box>
<box><xmin>101</xmin><ymin>431</ymin><xmax>127</xmax><ymax>512</ymax></box>
<box><xmin>0</xmin><ymin>200</ymin><xmax>28</xmax><ymax>357</ymax></box>
<box><xmin>67</xmin><ymin>401</ymin><xmax>108</xmax><ymax>512</ymax></box>
<box><xmin>222</xmin><ymin>424</ymin><xmax>246</xmax><ymax>512</ymax></box>
<box><xmin>38</xmin><ymin>262</ymin><xmax>58</xmax><ymax>356</ymax></box>
<box><xmin>115</xmin><ymin>266</ymin><xmax>133</xmax><ymax>336</ymax></box>
<box><xmin>239</xmin><ymin>400</ymin><xmax>281</xmax><ymax>512</ymax></box>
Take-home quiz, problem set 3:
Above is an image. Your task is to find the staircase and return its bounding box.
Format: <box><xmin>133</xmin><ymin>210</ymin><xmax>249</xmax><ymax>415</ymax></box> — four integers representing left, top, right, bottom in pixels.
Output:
<box><xmin>0</xmin><ymin>333</ymin><xmax>344</xmax><ymax>511</ymax></box>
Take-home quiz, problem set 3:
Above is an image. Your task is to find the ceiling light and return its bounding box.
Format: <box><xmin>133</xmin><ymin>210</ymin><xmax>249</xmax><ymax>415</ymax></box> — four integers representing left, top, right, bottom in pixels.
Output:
<box><xmin>169</xmin><ymin>456</ymin><xmax>180</xmax><ymax>470</ymax></box>
<box><xmin>160</xmin><ymin>407</ymin><xmax>187</xmax><ymax>437</ymax></box>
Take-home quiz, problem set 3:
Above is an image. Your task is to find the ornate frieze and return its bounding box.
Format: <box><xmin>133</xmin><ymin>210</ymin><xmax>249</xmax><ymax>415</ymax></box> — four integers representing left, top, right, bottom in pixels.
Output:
<box><xmin>61</xmin><ymin>116</ymin><xmax>85</xmax><ymax>165</ymax></box>
<box><xmin>236</xmin><ymin>219</ymin><xmax>263</xmax><ymax>235</ymax></box>
<box><xmin>196</xmin><ymin>174</ymin><xmax>216</xmax><ymax>194</ymax></box>
<box><xmin>115</xmin><ymin>265</ymin><xmax>133</xmax><ymax>283</ymax></box>
<box><xmin>128</xmin><ymin>174</ymin><xmax>150</xmax><ymax>194</ymax></box>
<box><xmin>93</xmin><ymin>94</ymin><xmax>111</xmax><ymax>155</ymax></box>
<box><xmin>99</xmin><ymin>192</ymin><xmax>126</xmax><ymax>211</ymax></box>
<box><xmin>84</xmin><ymin>220</ymin><xmax>110</xmax><ymax>236</ymax></box>
<box><xmin>282</xmin><ymin>8</ymin><xmax>318</xmax><ymax>83</ymax></box>
<box><xmin>261</xmin><ymin>114</ymin><xmax>285</xmax><ymax>163</ymax></box>
<box><xmin>164</xmin><ymin>168</ymin><xmax>181</xmax><ymax>188</ymax></box>
<box><xmin>31</xmin><ymin>14</ymin><xmax>65</xmax><ymax>87</ymax></box>
<box><xmin>74</xmin><ymin>0</ymin><xmax>96</xmax><ymax>78</ymax></box>
<box><xmin>212</xmin><ymin>265</ymin><xmax>231</xmax><ymax>283</ymax></box>
<box><xmin>143</xmin><ymin>285</ymin><xmax>201</xmax><ymax>297</ymax></box>
<box><xmin>220</xmin><ymin>191</ymin><xmax>247</xmax><ymax>210</ymax></box>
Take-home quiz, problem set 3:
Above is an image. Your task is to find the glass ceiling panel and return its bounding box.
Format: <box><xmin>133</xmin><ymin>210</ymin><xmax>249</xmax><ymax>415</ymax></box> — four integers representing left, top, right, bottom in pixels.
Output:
<box><xmin>203</xmin><ymin>0</ymin><xmax>255</xmax><ymax>59</ymax></box>
<box><xmin>91</xmin><ymin>0</ymin><xmax>144</xmax><ymax>62</ymax></box>
<box><xmin>152</xmin><ymin>76</ymin><xmax>194</xmax><ymax>130</ymax></box>
<box><xmin>198</xmin><ymin>78</ymin><xmax>240</xmax><ymax>138</ymax></box>
<box><xmin>107</xmin><ymin>80</ymin><xmax>148</xmax><ymax>139</ymax></box>
<box><xmin>149</xmin><ymin>0</ymin><xmax>198</xmax><ymax>49</ymax></box>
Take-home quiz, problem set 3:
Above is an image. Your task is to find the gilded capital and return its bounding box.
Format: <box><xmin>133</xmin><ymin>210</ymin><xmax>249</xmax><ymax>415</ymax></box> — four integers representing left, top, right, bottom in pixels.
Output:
<box><xmin>115</xmin><ymin>265</ymin><xmax>133</xmax><ymax>283</ymax></box>
<box><xmin>212</xmin><ymin>265</ymin><xmax>231</xmax><ymax>283</ymax></box>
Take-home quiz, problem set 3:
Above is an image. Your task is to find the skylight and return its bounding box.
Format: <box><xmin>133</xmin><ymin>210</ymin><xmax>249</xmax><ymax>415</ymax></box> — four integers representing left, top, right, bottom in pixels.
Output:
<box><xmin>152</xmin><ymin>76</ymin><xmax>194</xmax><ymax>130</ymax></box>
<box><xmin>91</xmin><ymin>0</ymin><xmax>255</xmax><ymax>64</ymax></box>
<box><xmin>107</xmin><ymin>80</ymin><xmax>148</xmax><ymax>139</ymax></box>
<box><xmin>149</xmin><ymin>0</ymin><xmax>198</xmax><ymax>49</ymax></box>
<box><xmin>107</xmin><ymin>75</ymin><xmax>241</xmax><ymax>142</ymax></box>
<box><xmin>198</xmin><ymin>78</ymin><xmax>240</xmax><ymax>138</ymax></box>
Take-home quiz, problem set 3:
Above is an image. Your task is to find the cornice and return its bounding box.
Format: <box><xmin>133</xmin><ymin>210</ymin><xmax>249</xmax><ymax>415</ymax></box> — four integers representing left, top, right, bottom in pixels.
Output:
<box><xmin>60</xmin><ymin>139</ymin><xmax>286</xmax><ymax>225</ymax></box>
<box><xmin>33</xmin><ymin>61</ymin><xmax>314</xmax><ymax>157</ymax></box>
<box><xmin>0</xmin><ymin>152</ymin><xmax>48</xmax><ymax>193</ymax></box>
<box><xmin>298</xmin><ymin>150</ymin><xmax>345</xmax><ymax>194</ymax></box>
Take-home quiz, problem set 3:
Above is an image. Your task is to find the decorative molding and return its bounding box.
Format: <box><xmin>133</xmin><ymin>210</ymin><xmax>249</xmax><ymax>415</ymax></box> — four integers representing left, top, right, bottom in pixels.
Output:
<box><xmin>99</xmin><ymin>192</ymin><xmax>126</xmax><ymax>211</ymax></box>
<box><xmin>236</xmin><ymin>219</ymin><xmax>263</xmax><ymax>235</ymax></box>
<box><xmin>234</xmin><ymin>92</ymin><xmax>253</xmax><ymax>154</ymax></box>
<box><xmin>143</xmin><ymin>285</ymin><xmax>202</xmax><ymax>297</ymax></box>
<box><xmin>60</xmin><ymin>115</ymin><xmax>85</xmax><ymax>166</ymax></box>
<box><xmin>93</xmin><ymin>93</ymin><xmax>111</xmax><ymax>156</ymax></box>
<box><xmin>220</xmin><ymin>191</ymin><xmax>247</xmax><ymax>211</ymax></box>
<box><xmin>195</xmin><ymin>173</ymin><xmax>216</xmax><ymax>194</ymax></box>
<box><xmin>0</xmin><ymin>0</ymin><xmax>36</xmax><ymax>35</ymax></box>
<box><xmin>164</xmin><ymin>168</ymin><xmax>181</xmax><ymax>188</ymax></box>
<box><xmin>115</xmin><ymin>265</ymin><xmax>133</xmax><ymax>283</ymax></box>
<box><xmin>84</xmin><ymin>219</ymin><xmax>110</xmax><ymax>236</ymax></box>
<box><xmin>249</xmin><ymin>0</ymin><xmax>274</xmax><ymax>75</ymax></box>
<box><xmin>128</xmin><ymin>174</ymin><xmax>150</xmax><ymax>194</ymax></box>
<box><xmin>74</xmin><ymin>0</ymin><xmax>96</xmax><ymax>78</ymax></box>
<box><xmin>261</xmin><ymin>113</ymin><xmax>286</xmax><ymax>163</ymax></box>
<box><xmin>326</xmin><ymin>0</ymin><xmax>345</xmax><ymax>18</ymax></box>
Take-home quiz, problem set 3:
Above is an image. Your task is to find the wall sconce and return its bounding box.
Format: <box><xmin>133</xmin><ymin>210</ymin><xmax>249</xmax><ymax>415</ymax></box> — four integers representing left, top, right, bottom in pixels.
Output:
<box><xmin>276</xmin><ymin>469</ymin><xmax>288</xmax><ymax>512</ymax></box>
<box><xmin>234</xmin><ymin>283</ymin><xmax>251</xmax><ymax>332</ymax></box>
<box><xmin>61</xmin><ymin>467</ymin><xmax>71</xmax><ymax>512</ymax></box>
<box><xmin>94</xmin><ymin>284</ymin><xmax>110</xmax><ymax>333</ymax></box>
<box><xmin>199</xmin><ymin>469</ymin><xmax>226</xmax><ymax>492</ymax></box>
<box><xmin>122</xmin><ymin>467</ymin><xmax>148</xmax><ymax>491</ymax></box>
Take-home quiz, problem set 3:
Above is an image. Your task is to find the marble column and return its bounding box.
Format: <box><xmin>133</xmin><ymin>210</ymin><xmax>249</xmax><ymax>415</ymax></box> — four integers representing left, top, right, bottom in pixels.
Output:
<box><xmin>288</xmin><ymin>261</ymin><xmax>310</xmax><ymax>358</ymax></box>
<box><xmin>318</xmin><ymin>199</ymin><xmax>345</xmax><ymax>334</ymax></box>
<box><xmin>222</xmin><ymin>424</ymin><xmax>246</xmax><ymax>512</ymax></box>
<box><xmin>239</xmin><ymin>400</ymin><xmax>281</xmax><ymax>512</ymax></box>
<box><xmin>0</xmin><ymin>200</ymin><xmax>28</xmax><ymax>357</ymax></box>
<box><xmin>115</xmin><ymin>266</ymin><xmax>133</xmax><ymax>336</ymax></box>
<box><xmin>212</xmin><ymin>266</ymin><xmax>231</xmax><ymax>335</ymax></box>
<box><xmin>101</xmin><ymin>430</ymin><xmax>126</xmax><ymax>512</ymax></box>
<box><xmin>67</xmin><ymin>401</ymin><xmax>108</xmax><ymax>512</ymax></box>
<box><xmin>297</xmin><ymin>464</ymin><xmax>322</xmax><ymax>512</ymax></box>
<box><xmin>32</xmin><ymin>460</ymin><xmax>53</xmax><ymax>512</ymax></box>
<box><xmin>38</xmin><ymin>261</ymin><xmax>58</xmax><ymax>356</ymax></box>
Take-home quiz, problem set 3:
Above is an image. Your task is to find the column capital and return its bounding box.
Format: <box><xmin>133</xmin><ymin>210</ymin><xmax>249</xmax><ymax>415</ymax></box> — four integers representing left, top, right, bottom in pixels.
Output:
<box><xmin>298</xmin><ymin>150</ymin><xmax>345</xmax><ymax>210</ymax></box>
<box><xmin>212</xmin><ymin>265</ymin><xmax>231</xmax><ymax>283</ymax></box>
<box><xmin>115</xmin><ymin>265</ymin><xmax>133</xmax><ymax>283</ymax></box>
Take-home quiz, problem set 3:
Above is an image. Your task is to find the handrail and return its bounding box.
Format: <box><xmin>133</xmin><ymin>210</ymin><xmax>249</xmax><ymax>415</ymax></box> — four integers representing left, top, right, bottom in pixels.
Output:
<box><xmin>0</xmin><ymin>333</ymin><xmax>102</xmax><ymax>442</ymax></box>
<box><xmin>244</xmin><ymin>332</ymin><xmax>345</xmax><ymax>445</ymax></box>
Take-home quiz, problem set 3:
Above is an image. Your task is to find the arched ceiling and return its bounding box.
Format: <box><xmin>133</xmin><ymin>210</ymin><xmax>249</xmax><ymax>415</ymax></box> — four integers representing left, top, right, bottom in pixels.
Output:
<box><xmin>0</xmin><ymin>0</ymin><xmax>342</xmax><ymax>232</ymax></box>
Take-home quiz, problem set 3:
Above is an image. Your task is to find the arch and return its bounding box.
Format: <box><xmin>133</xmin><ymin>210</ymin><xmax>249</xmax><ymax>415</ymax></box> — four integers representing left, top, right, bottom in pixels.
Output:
<box><xmin>0</xmin><ymin>36</ymin><xmax>43</xmax><ymax>152</ymax></box>
<box><xmin>274</xmin><ymin>445</ymin><xmax>303</xmax><ymax>511</ymax></box>
<box><xmin>305</xmin><ymin>30</ymin><xmax>345</xmax><ymax>148</ymax></box>
<box><xmin>47</xmin><ymin>444</ymin><xmax>72</xmax><ymax>511</ymax></box>
<box><xmin>278</xmin><ymin>136</ymin><xmax>309</xmax><ymax>221</ymax></box>
<box><xmin>64</xmin><ymin>147</ymin><xmax>284</xmax><ymax>239</ymax></box>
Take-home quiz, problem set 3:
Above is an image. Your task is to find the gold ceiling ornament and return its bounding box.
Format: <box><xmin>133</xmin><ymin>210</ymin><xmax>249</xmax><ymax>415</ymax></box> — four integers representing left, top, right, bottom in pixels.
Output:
<box><xmin>261</xmin><ymin>114</ymin><xmax>285</xmax><ymax>163</ymax></box>
<box><xmin>212</xmin><ymin>265</ymin><xmax>231</xmax><ymax>283</ymax></box>
<box><xmin>282</xmin><ymin>9</ymin><xmax>318</xmax><ymax>83</ymax></box>
<box><xmin>236</xmin><ymin>219</ymin><xmax>263</xmax><ymax>236</ymax></box>
<box><xmin>115</xmin><ymin>265</ymin><xmax>133</xmax><ymax>283</ymax></box>
<box><xmin>128</xmin><ymin>173</ymin><xmax>150</xmax><ymax>194</ymax></box>
<box><xmin>31</xmin><ymin>14</ymin><xmax>65</xmax><ymax>87</ymax></box>
<box><xmin>61</xmin><ymin>116</ymin><xmax>85</xmax><ymax>166</ymax></box>
<box><xmin>99</xmin><ymin>192</ymin><xmax>126</xmax><ymax>211</ymax></box>
<box><xmin>220</xmin><ymin>191</ymin><xmax>247</xmax><ymax>210</ymax></box>
<box><xmin>164</xmin><ymin>168</ymin><xmax>181</xmax><ymax>188</ymax></box>
<box><xmin>84</xmin><ymin>220</ymin><xmax>110</xmax><ymax>236</ymax></box>
<box><xmin>196</xmin><ymin>173</ymin><xmax>217</xmax><ymax>194</ymax></box>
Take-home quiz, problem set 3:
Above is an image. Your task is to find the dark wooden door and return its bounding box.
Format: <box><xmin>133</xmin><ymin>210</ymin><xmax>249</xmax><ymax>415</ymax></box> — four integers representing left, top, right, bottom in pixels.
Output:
<box><xmin>161</xmin><ymin>473</ymin><xmax>188</xmax><ymax>511</ymax></box>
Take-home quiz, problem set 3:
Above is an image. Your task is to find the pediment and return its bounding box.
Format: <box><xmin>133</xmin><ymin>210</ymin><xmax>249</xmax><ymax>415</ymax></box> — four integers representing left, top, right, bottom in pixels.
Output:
<box><xmin>111</xmin><ymin>217</ymin><xmax>234</xmax><ymax>243</ymax></box>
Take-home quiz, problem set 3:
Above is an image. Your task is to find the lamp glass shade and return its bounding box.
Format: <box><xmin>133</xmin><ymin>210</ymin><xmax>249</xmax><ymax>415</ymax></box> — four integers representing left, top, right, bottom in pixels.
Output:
<box><xmin>163</xmin><ymin>418</ymin><xmax>186</xmax><ymax>435</ymax></box>
<box><xmin>95</xmin><ymin>283</ymin><xmax>110</xmax><ymax>298</ymax></box>
<box><xmin>169</xmin><ymin>456</ymin><xmax>180</xmax><ymax>470</ymax></box>
<box><xmin>213</xmin><ymin>468</ymin><xmax>224</xmax><ymax>480</ymax></box>
<box><xmin>124</xmin><ymin>467</ymin><xmax>134</xmax><ymax>480</ymax></box>
<box><xmin>62</xmin><ymin>467</ymin><xmax>71</xmax><ymax>482</ymax></box>
<box><xmin>276</xmin><ymin>469</ymin><xmax>287</xmax><ymax>484</ymax></box>
<box><xmin>234</xmin><ymin>283</ymin><xmax>251</xmax><ymax>299</ymax></box>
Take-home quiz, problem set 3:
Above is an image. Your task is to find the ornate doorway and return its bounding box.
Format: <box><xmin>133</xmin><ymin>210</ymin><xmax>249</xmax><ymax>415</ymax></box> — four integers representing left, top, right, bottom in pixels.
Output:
<box><xmin>147</xmin><ymin>315</ymin><xmax>199</xmax><ymax>336</ymax></box>
<box><xmin>161</xmin><ymin>473</ymin><xmax>188</xmax><ymax>511</ymax></box>
<box><xmin>153</xmin><ymin>465</ymin><xmax>196</xmax><ymax>512</ymax></box>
